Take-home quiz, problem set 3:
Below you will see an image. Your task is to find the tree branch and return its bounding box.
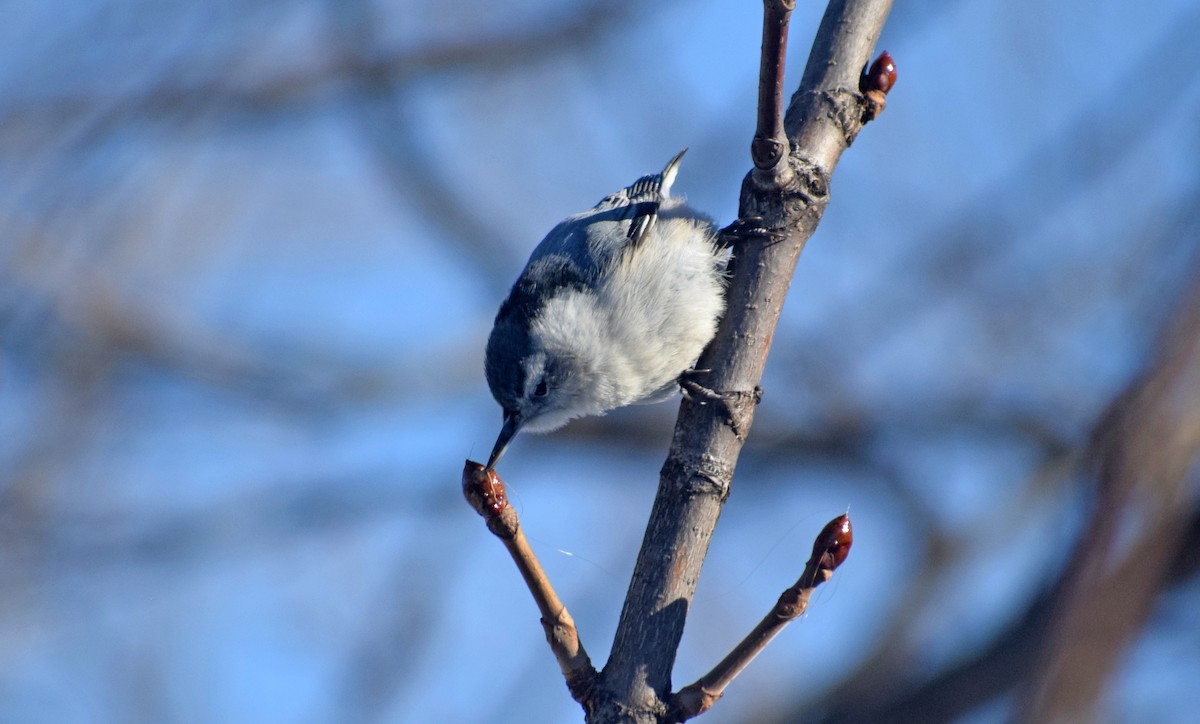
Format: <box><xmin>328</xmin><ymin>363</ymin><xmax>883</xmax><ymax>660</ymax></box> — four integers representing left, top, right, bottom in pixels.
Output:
<box><xmin>1015</xmin><ymin>272</ymin><xmax>1200</xmax><ymax>722</ymax></box>
<box><xmin>596</xmin><ymin>1</ymin><xmax>894</xmax><ymax>721</ymax></box>
<box><xmin>462</xmin><ymin>462</ymin><xmax>598</xmax><ymax>702</ymax></box>
<box><xmin>671</xmin><ymin>515</ymin><xmax>853</xmax><ymax>721</ymax></box>
<box><xmin>787</xmin><ymin>270</ymin><xmax>1200</xmax><ymax>724</ymax></box>
<box><xmin>752</xmin><ymin>0</ymin><xmax>796</xmax><ymax>183</ymax></box>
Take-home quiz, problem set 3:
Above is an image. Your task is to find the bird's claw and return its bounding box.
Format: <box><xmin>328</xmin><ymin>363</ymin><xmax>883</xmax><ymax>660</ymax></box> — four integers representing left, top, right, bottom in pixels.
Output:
<box><xmin>680</xmin><ymin>370</ymin><xmax>764</xmax><ymax>439</ymax></box>
<box><xmin>679</xmin><ymin>369</ymin><xmax>724</xmax><ymax>403</ymax></box>
<box><xmin>720</xmin><ymin>216</ymin><xmax>785</xmax><ymax>247</ymax></box>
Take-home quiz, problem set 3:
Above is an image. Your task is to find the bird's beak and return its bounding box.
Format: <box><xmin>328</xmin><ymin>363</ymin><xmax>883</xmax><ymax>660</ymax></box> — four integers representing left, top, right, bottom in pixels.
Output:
<box><xmin>486</xmin><ymin>410</ymin><xmax>522</xmax><ymax>472</ymax></box>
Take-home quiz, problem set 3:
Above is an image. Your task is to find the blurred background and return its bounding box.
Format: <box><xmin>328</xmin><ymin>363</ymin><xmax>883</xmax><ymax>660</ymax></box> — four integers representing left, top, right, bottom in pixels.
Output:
<box><xmin>2</xmin><ymin>0</ymin><xmax>1199</xmax><ymax>722</ymax></box>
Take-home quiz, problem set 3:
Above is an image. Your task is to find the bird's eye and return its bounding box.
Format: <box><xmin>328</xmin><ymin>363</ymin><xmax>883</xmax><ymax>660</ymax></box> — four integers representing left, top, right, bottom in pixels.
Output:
<box><xmin>533</xmin><ymin>379</ymin><xmax>549</xmax><ymax>398</ymax></box>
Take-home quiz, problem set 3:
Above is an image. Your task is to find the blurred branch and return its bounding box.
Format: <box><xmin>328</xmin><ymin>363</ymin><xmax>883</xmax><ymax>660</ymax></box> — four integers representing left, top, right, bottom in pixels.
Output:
<box><xmin>3</xmin><ymin>2</ymin><xmax>655</xmax><ymax>306</ymax></box>
<box><xmin>787</xmin><ymin>268</ymin><xmax>1200</xmax><ymax>724</ymax></box>
<box><xmin>323</xmin><ymin>0</ymin><xmax>658</xmax><ymax>293</ymax></box>
<box><xmin>1015</xmin><ymin>271</ymin><xmax>1200</xmax><ymax>721</ymax></box>
<box><xmin>335</xmin><ymin>548</ymin><xmax>445</xmax><ymax>721</ymax></box>
<box><xmin>819</xmin><ymin>9</ymin><xmax>1200</xmax><ymax>334</ymax></box>
<box><xmin>764</xmin><ymin>448</ymin><xmax>1074</xmax><ymax>723</ymax></box>
<box><xmin>0</xmin><ymin>1</ymin><xmax>649</xmax><ymax>125</ymax></box>
<box><xmin>0</xmin><ymin>472</ymin><xmax>447</xmax><ymax>585</ymax></box>
<box><xmin>342</xmin><ymin>86</ymin><xmax>519</xmax><ymax>291</ymax></box>
<box><xmin>793</xmin><ymin>505</ymin><xmax>1200</xmax><ymax>724</ymax></box>
<box><xmin>5</xmin><ymin>1</ymin><xmax>625</xmax><ymax>411</ymax></box>
<box><xmin>597</xmin><ymin>1</ymin><xmax>894</xmax><ymax>721</ymax></box>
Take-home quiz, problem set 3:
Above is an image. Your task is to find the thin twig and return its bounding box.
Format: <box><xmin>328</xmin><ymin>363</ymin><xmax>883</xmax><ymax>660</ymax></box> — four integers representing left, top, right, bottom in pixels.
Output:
<box><xmin>671</xmin><ymin>515</ymin><xmax>853</xmax><ymax>721</ymax></box>
<box><xmin>461</xmin><ymin>461</ymin><xmax>598</xmax><ymax>702</ymax></box>
<box><xmin>752</xmin><ymin>0</ymin><xmax>796</xmax><ymax>185</ymax></box>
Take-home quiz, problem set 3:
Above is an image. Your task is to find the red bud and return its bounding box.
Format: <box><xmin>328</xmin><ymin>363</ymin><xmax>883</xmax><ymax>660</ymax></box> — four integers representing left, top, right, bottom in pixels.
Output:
<box><xmin>860</xmin><ymin>50</ymin><xmax>897</xmax><ymax>95</ymax></box>
<box><xmin>811</xmin><ymin>514</ymin><xmax>853</xmax><ymax>571</ymax></box>
<box><xmin>462</xmin><ymin>460</ymin><xmax>508</xmax><ymax>515</ymax></box>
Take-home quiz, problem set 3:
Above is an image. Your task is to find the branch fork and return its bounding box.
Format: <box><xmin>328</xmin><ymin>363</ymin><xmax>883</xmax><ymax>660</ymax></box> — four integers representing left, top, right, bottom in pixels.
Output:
<box><xmin>463</xmin><ymin>461</ymin><xmax>854</xmax><ymax>724</ymax></box>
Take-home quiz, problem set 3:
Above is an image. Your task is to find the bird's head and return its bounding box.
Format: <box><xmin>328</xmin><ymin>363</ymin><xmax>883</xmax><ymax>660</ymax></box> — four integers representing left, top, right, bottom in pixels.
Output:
<box><xmin>483</xmin><ymin>315</ymin><xmax>596</xmax><ymax>470</ymax></box>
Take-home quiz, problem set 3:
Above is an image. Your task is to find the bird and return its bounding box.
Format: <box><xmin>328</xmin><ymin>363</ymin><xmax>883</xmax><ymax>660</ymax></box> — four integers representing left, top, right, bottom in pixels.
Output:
<box><xmin>483</xmin><ymin>149</ymin><xmax>730</xmax><ymax>470</ymax></box>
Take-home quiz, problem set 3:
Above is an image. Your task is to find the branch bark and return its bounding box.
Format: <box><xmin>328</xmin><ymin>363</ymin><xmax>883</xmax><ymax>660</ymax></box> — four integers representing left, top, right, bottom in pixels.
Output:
<box><xmin>593</xmin><ymin>1</ymin><xmax>894</xmax><ymax>721</ymax></box>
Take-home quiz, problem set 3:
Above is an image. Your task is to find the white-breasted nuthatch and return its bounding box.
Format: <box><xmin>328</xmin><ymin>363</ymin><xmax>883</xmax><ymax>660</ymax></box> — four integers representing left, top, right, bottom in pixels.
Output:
<box><xmin>484</xmin><ymin>149</ymin><xmax>729</xmax><ymax>470</ymax></box>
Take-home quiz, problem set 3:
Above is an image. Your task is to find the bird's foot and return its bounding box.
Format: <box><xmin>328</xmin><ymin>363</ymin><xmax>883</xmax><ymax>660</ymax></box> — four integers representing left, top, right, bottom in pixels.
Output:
<box><xmin>719</xmin><ymin>216</ymin><xmax>785</xmax><ymax>248</ymax></box>
<box><xmin>679</xmin><ymin>368</ymin><xmax>724</xmax><ymax>403</ymax></box>
<box><xmin>680</xmin><ymin>369</ymin><xmax>765</xmax><ymax>440</ymax></box>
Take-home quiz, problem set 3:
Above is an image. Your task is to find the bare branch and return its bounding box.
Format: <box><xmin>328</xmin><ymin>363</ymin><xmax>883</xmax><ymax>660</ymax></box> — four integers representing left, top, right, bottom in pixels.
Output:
<box><xmin>1016</xmin><ymin>272</ymin><xmax>1200</xmax><ymax>722</ymax></box>
<box><xmin>751</xmin><ymin>0</ymin><xmax>796</xmax><ymax>183</ymax></box>
<box><xmin>671</xmin><ymin>515</ymin><xmax>853</xmax><ymax>721</ymax></box>
<box><xmin>0</xmin><ymin>0</ymin><xmax>650</xmax><ymax>125</ymax></box>
<box><xmin>461</xmin><ymin>461</ymin><xmax>598</xmax><ymax>702</ymax></box>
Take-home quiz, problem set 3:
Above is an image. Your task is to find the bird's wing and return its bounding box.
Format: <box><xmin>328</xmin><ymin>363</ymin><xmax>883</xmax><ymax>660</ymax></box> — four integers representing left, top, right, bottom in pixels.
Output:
<box><xmin>523</xmin><ymin>149</ymin><xmax>688</xmax><ymax>285</ymax></box>
<box><xmin>589</xmin><ymin>148</ymin><xmax>687</xmax><ymax>248</ymax></box>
